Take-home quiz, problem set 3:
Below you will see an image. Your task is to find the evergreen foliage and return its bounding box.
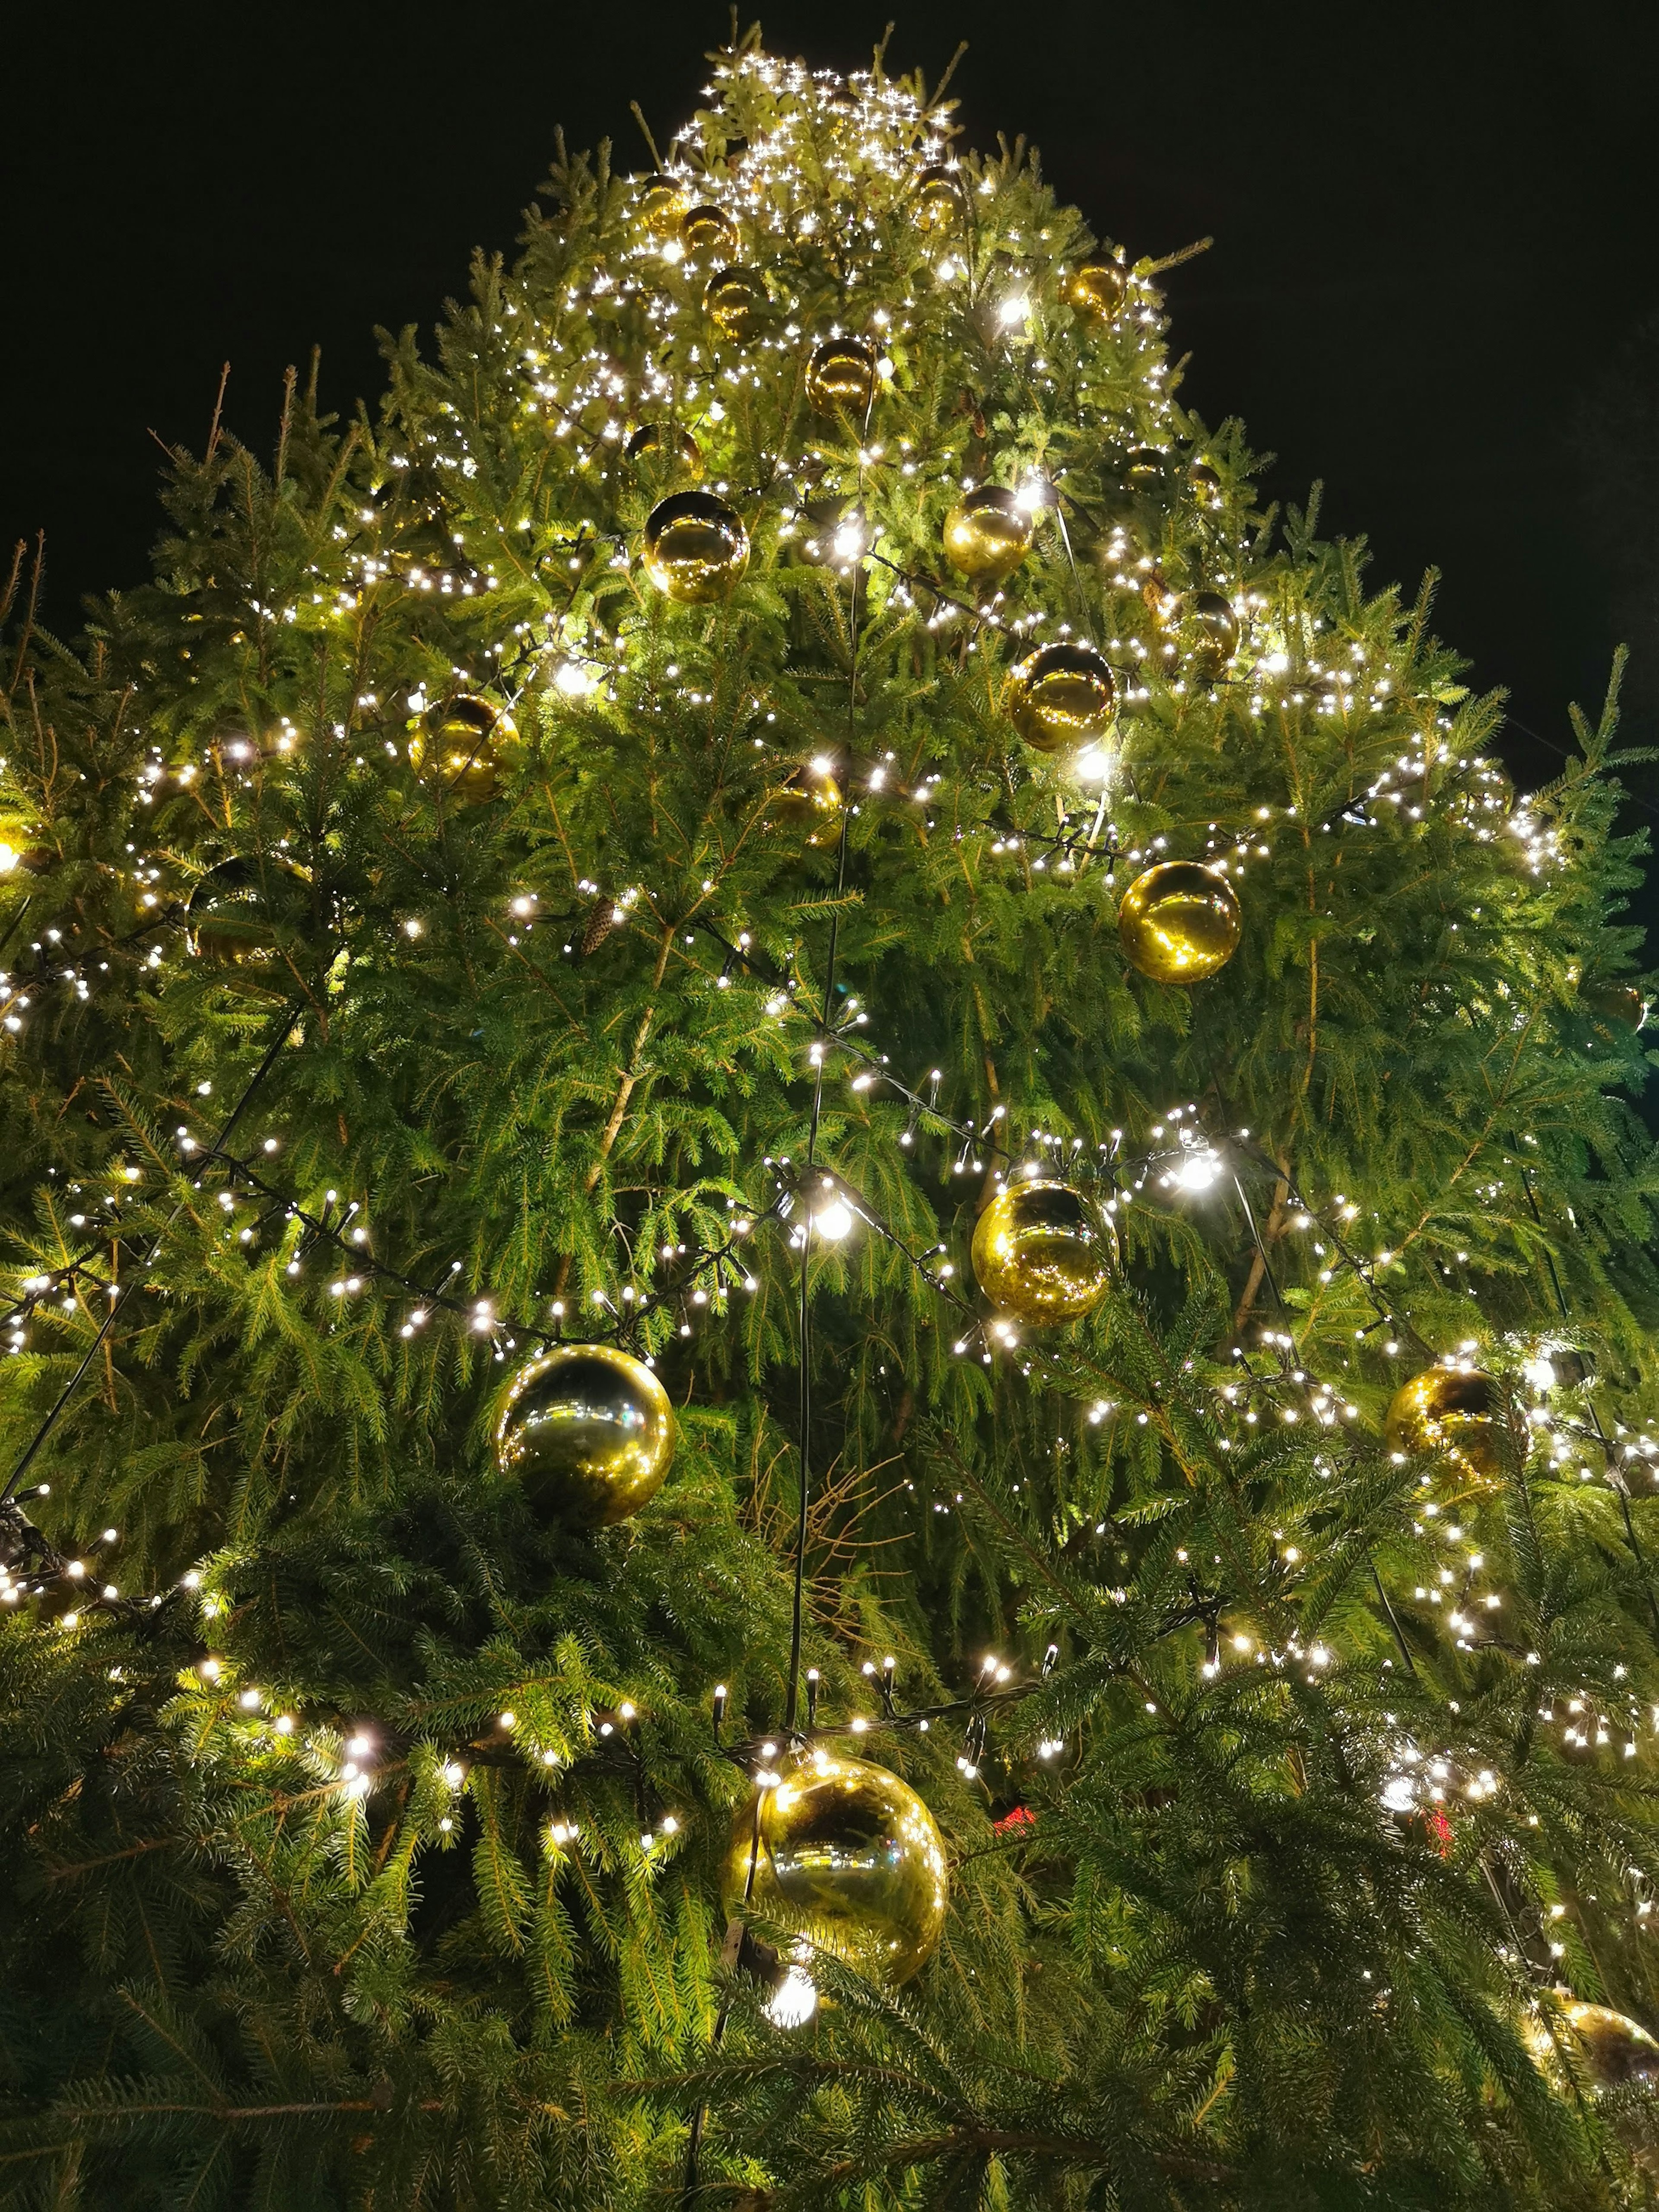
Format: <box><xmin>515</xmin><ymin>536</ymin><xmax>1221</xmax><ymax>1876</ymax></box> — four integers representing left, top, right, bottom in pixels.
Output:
<box><xmin>1</xmin><ymin>29</ymin><xmax>1657</xmax><ymax>2208</ymax></box>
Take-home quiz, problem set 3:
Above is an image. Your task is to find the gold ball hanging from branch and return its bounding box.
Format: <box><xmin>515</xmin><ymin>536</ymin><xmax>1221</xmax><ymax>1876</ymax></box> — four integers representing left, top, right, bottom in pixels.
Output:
<box><xmin>769</xmin><ymin>759</ymin><xmax>842</xmax><ymax>829</ymax></box>
<box><xmin>914</xmin><ymin>164</ymin><xmax>966</xmax><ymax>231</ymax></box>
<box><xmin>971</xmin><ymin>1178</ymin><xmax>1116</xmax><ymax>1325</ymax></box>
<box><xmin>1064</xmin><ymin>261</ymin><xmax>1125</xmax><ymax>321</ymax></box>
<box><xmin>703</xmin><ymin>266</ymin><xmax>769</xmax><ymax>340</ymax></box>
<box><xmin>1383</xmin><ymin>1368</ymin><xmax>1503</xmax><ymax>1484</ymax></box>
<box><xmin>638</xmin><ymin>173</ymin><xmax>690</xmax><ymax>238</ymax></box>
<box><xmin>1125</xmin><ymin>447</ymin><xmax>1167</xmax><ymax>486</ymax></box>
<box><xmin>1186</xmin><ymin>589</ymin><xmax>1240</xmax><ymax>676</ymax></box>
<box><xmin>943</xmin><ymin>486</ymin><xmax>1033</xmax><ymax>585</ymax></box>
<box><xmin>1189</xmin><ymin>460</ymin><xmax>1224</xmax><ymax>509</ymax></box>
<box><xmin>1546</xmin><ymin>1996</ymin><xmax>1659</xmax><ymax>2094</ymax></box>
<box><xmin>680</xmin><ymin>203</ymin><xmax>740</xmax><ymax>260</ymax></box>
<box><xmin>805</xmin><ymin>338</ymin><xmax>876</xmax><ymax>416</ymax></box>
<box><xmin>1118</xmin><ymin>861</ymin><xmax>1242</xmax><ymax>985</ymax></box>
<box><xmin>495</xmin><ymin>1344</ymin><xmax>677</xmax><ymax>1526</ymax></box>
<box><xmin>1006</xmin><ymin>642</ymin><xmax>1116</xmax><ymax>753</ymax></box>
<box><xmin>642</xmin><ymin>491</ymin><xmax>750</xmax><ymax>604</ymax></box>
<box><xmin>721</xmin><ymin>1748</ymin><xmax>948</xmax><ymax>1987</ymax></box>
<box><xmin>408</xmin><ymin>696</ymin><xmax>517</xmax><ymax>805</ymax></box>
<box><xmin>625</xmin><ymin>422</ymin><xmax>703</xmax><ymax>482</ymax></box>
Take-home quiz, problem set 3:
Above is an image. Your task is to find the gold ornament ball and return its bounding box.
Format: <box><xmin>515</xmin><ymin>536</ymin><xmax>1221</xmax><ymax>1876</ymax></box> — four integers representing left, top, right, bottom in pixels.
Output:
<box><xmin>1580</xmin><ymin>978</ymin><xmax>1649</xmax><ymax>1034</ymax></box>
<box><xmin>408</xmin><ymin>696</ymin><xmax>516</xmax><ymax>804</ymax></box>
<box><xmin>1187</xmin><ymin>589</ymin><xmax>1240</xmax><ymax>675</ymax></box>
<box><xmin>1189</xmin><ymin>460</ymin><xmax>1224</xmax><ymax>509</ymax></box>
<box><xmin>1125</xmin><ymin>446</ymin><xmax>1167</xmax><ymax>486</ymax></box>
<box><xmin>1064</xmin><ymin>261</ymin><xmax>1125</xmax><ymax>321</ymax></box>
<box><xmin>1558</xmin><ymin>1999</ymin><xmax>1659</xmax><ymax>2094</ymax></box>
<box><xmin>805</xmin><ymin>337</ymin><xmax>876</xmax><ymax>416</ymax></box>
<box><xmin>680</xmin><ymin>203</ymin><xmax>740</xmax><ymax>260</ymax></box>
<box><xmin>721</xmin><ymin>1748</ymin><xmax>948</xmax><ymax>1987</ymax></box>
<box><xmin>1383</xmin><ymin>1368</ymin><xmax>1503</xmax><ymax>1484</ymax></box>
<box><xmin>625</xmin><ymin>422</ymin><xmax>703</xmax><ymax>482</ymax></box>
<box><xmin>943</xmin><ymin>486</ymin><xmax>1033</xmax><ymax>585</ymax></box>
<box><xmin>770</xmin><ymin>760</ymin><xmax>842</xmax><ymax>827</ymax></box>
<box><xmin>972</xmin><ymin>1178</ymin><xmax>1116</xmax><ymax>1325</ymax></box>
<box><xmin>1007</xmin><ymin>642</ymin><xmax>1116</xmax><ymax>753</ymax></box>
<box><xmin>914</xmin><ymin>163</ymin><xmax>966</xmax><ymax>231</ymax></box>
<box><xmin>638</xmin><ymin>173</ymin><xmax>689</xmax><ymax>237</ymax></box>
<box><xmin>1119</xmin><ymin>861</ymin><xmax>1243</xmax><ymax>985</ymax></box>
<box><xmin>642</xmin><ymin>491</ymin><xmax>750</xmax><ymax>604</ymax></box>
<box><xmin>703</xmin><ymin>265</ymin><xmax>769</xmax><ymax>340</ymax></box>
<box><xmin>187</xmin><ymin>853</ymin><xmax>310</xmax><ymax>969</ymax></box>
<box><xmin>495</xmin><ymin>1344</ymin><xmax>677</xmax><ymax>1526</ymax></box>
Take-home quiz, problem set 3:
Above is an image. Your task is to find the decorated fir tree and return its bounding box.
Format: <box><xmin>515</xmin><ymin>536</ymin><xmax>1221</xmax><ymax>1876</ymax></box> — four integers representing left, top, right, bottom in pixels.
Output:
<box><xmin>3</xmin><ymin>29</ymin><xmax>1659</xmax><ymax>2209</ymax></box>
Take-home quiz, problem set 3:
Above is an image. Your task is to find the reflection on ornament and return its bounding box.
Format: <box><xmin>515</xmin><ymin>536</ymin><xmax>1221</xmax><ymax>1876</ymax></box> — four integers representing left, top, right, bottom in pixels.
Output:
<box><xmin>187</xmin><ymin>853</ymin><xmax>311</xmax><ymax>968</ymax></box>
<box><xmin>914</xmin><ymin>164</ymin><xmax>965</xmax><ymax>230</ymax></box>
<box><xmin>1006</xmin><ymin>642</ymin><xmax>1116</xmax><ymax>753</ymax></box>
<box><xmin>770</xmin><ymin>760</ymin><xmax>842</xmax><ymax>826</ymax></box>
<box><xmin>943</xmin><ymin>487</ymin><xmax>1033</xmax><ymax>584</ymax></box>
<box><xmin>703</xmin><ymin>266</ymin><xmax>768</xmax><ymax>340</ymax></box>
<box><xmin>408</xmin><ymin>696</ymin><xmax>516</xmax><ymax>804</ymax></box>
<box><xmin>1556</xmin><ymin>1998</ymin><xmax>1659</xmax><ymax>2091</ymax></box>
<box><xmin>1064</xmin><ymin>261</ymin><xmax>1125</xmax><ymax>320</ymax></box>
<box><xmin>680</xmin><ymin>203</ymin><xmax>740</xmax><ymax>259</ymax></box>
<box><xmin>972</xmin><ymin>1179</ymin><xmax>1115</xmax><ymax>1324</ymax></box>
<box><xmin>639</xmin><ymin>174</ymin><xmax>690</xmax><ymax>237</ymax></box>
<box><xmin>625</xmin><ymin>422</ymin><xmax>703</xmax><ymax>481</ymax></box>
<box><xmin>1189</xmin><ymin>461</ymin><xmax>1224</xmax><ymax>509</ymax></box>
<box><xmin>1186</xmin><ymin>589</ymin><xmax>1240</xmax><ymax>675</ymax></box>
<box><xmin>495</xmin><ymin>1344</ymin><xmax>677</xmax><ymax>1525</ymax></box>
<box><xmin>642</xmin><ymin>492</ymin><xmax>750</xmax><ymax>603</ymax></box>
<box><xmin>1384</xmin><ymin>1369</ymin><xmax>1503</xmax><ymax>1484</ymax></box>
<box><xmin>805</xmin><ymin>338</ymin><xmax>876</xmax><ymax>415</ymax></box>
<box><xmin>722</xmin><ymin>1748</ymin><xmax>947</xmax><ymax>1986</ymax></box>
<box><xmin>1119</xmin><ymin>861</ymin><xmax>1242</xmax><ymax>984</ymax></box>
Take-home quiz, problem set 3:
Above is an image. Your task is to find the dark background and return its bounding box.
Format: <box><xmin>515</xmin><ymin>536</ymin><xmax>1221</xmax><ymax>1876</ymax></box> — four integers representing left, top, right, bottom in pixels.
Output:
<box><xmin>6</xmin><ymin>1</ymin><xmax>1658</xmax><ymax>809</ymax></box>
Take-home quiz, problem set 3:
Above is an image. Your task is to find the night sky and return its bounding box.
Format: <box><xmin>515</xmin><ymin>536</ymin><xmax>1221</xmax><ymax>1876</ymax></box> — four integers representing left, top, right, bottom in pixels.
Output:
<box><xmin>6</xmin><ymin>1</ymin><xmax>1657</xmax><ymax>813</ymax></box>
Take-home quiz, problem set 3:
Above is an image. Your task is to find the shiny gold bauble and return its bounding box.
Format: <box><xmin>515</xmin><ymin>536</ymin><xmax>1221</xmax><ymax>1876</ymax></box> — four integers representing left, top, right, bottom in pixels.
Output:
<box><xmin>407</xmin><ymin>696</ymin><xmax>516</xmax><ymax>804</ymax></box>
<box><xmin>1186</xmin><ymin>589</ymin><xmax>1240</xmax><ymax>675</ymax></box>
<box><xmin>186</xmin><ymin>853</ymin><xmax>311</xmax><ymax>968</ymax></box>
<box><xmin>914</xmin><ymin>164</ymin><xmax>966</xmax><ymax>231</ymax></box>
<box><xmin>943</xmin><ymin>486</ymin><xmax>1033</xmax><ymax>585</ymax></box>
<box><xmin>703</xmin><ymin>265</ymin><xmax>768</xmax><ymax>340</ymax></box>
<box><xmin>770</xmin><ymin>760</ymin><xmax>842</xmax><ymax>824</ymax></box>
<box><xmin>1383</xmin><ymin>1368</ymin><xmax>1503</xmax><ymax>1483</ymax></box>
<box><xmin>1125</xmin><ymin>446</ymin><xmax>1167</xmax><ymax>485</ymax></box>
<box><xmin>1064</xmin><ymin>261</ymin><xmax>1125</xmax><ymax>320</ymax></box>
<box><xmin>1580</xmin><ymin>978</ymin><xmax>1650</xmax><ymax>1034</ymax></box>
<box><xmin>1118</xmin><ymin>861</ymin><xmax>1243</xmax><ymax>985</ymax></box>
<box><xmin>642</xmin><ymin>491</ymin><xmax>750</xmax><ymax>604</ymax></box>
<box><xmin>1007</xmin><ymin>642</ymin><xmax>1116</xmax><ymax>753</ymax></box>
<box><xmin>1189</xmin><ymin>460</ymin><xmax>1224</xmax><ymax>509</ymax></box>
<box><xmin>805</xmin><ymin>338</ymin><xmax>876</xmax><ymax>416</ymax></box>
<box><xmin>971</xmin><ymin>1178</ymin><xmax>1116</xmax><ymax>1324</ymax></box>
<box><xmin>638</xmin><ymin>173</ymin><xmax>690</xmax><ymax>237</ymax></box>
<box><xmin>1556</xmin><ymin>1999</ymin><xmax>1659</xmax><ymax>2093</ymax></box>
<box><xmin>721</xmin><ymin>1748</ymin><xmax>948</xmax><ymax>1987</ymax></box>
<box><xmin>680</xmin><ymin>203</ymin><xmax>740</xmax><ymax>259</ymax></box>
<box><xmin>495</xmin><ymin>1344</ymin><xmax>677</xmax><ymax>1526</ymax></box>
<box><xmin>624</xmin><ymin>422</ymin><xmax>703</xmax><ymax>481</ymax></box>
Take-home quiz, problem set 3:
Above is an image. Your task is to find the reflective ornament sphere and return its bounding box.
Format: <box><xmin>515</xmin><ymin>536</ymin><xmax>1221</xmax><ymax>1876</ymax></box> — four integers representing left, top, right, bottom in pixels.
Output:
<box><xmin>972</xmin><ymin>1179</ymin><xmax>1115</xmax><ymax>1324</ymax></box>
<box><xmin>625</xmin><ymin>422</ymin><xmax>703</xmax><ymax>481</ymax></box>
<box><xmin>1557</xmin><ymin>1999</ymin><xmax>1659</xmax><ymax>2093</ymax></box>
<box><xmin>680</xmin><ymin>203</ymin><xmax>740</xmax><ymax>259</ymax></box>
<box><xmin>914</xmin><ymin>164</ymin><xmax>966</xmax><ymax>231</ymax></box>
<box><xmin>943</xmin><ymin>486</ymin><xmax>1033</xmax><ymax>585</ymax></box>
<box><xmin>638</xmin><ymin>173</ymin><xmax>689</xmax><ymax>237</ymax></box>
<box><xmin>1189</xmin><ymin>460</ymin><xmax>1224</xmax><ymax>509</ymax></box>
<box><xmin>1064</xmin><ymin>261</ymin><xmax>1125</xmax><ymax>320</ymax></box>
<box><xmin>1006</xmin><ymin>642</ymin><xmax>1116</xmax><ymax>753</ymax></box>
<box><xmin>495</xmin><ymin>1344</ymin><xmax>677</xmax><ymax>1526</ymax></box>
<box><xmin>187</xmin><ymin>853</ymin><xmax>310</xmax><ymax>969</ymax></box>
<box><xmin>1384</xmin><ymin>1368</ymin><xmax>1503</xmax><ymax>1483</ymax></box>
<box><xmin>408</xmin><ymin>695</ymin><xmax>516</xmax><ymax>804</ymax></box>
<box><xmin>721</xmin><ymin>1748</ymin><xmax>948</xmax><ymax>1987</ymax></box>
<box><xmin>1581</xmin><ymin>978</ymin><xmax>1649</xmax><ymax>1034</ymax></box>
<box><xmin>1125</xmin><ymin>446</ymin><xmax>1167</xmax><ymax>485</ymax></box>
<box><xmin>1119</xmin><ymin>861</ymin><xmax>1242</xmax><ymax>985</ymax></box>
<box><xmin>806</xmin><ymin>337</ymin><xmax>876</xmax><ymax>416</ymax></box>
<box><xmin>642</xmin><ymin>492</ymin><xmax>750</xmax><ymax>604</ymax></box>
<box><xmin>1186</xmin><ymin>589</ymin><xmax>1240</xmax><ymax>675</ymax></box>
<box><xmin>769</xmin><ymin>760</ymin><xmax>842</xmax><ymax>828</ymax></box>
<box><xmin>704</xmin><ymin>266</ymin><xmax>768</xmax><ymax>340</ymax></box>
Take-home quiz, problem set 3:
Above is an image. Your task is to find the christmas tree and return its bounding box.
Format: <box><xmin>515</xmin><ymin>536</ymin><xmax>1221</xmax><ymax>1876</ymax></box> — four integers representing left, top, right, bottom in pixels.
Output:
<box><xmin>4</xmin><ymin>29</ymin><xmax>1659</xmax><ymax>2209</ymax></box>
